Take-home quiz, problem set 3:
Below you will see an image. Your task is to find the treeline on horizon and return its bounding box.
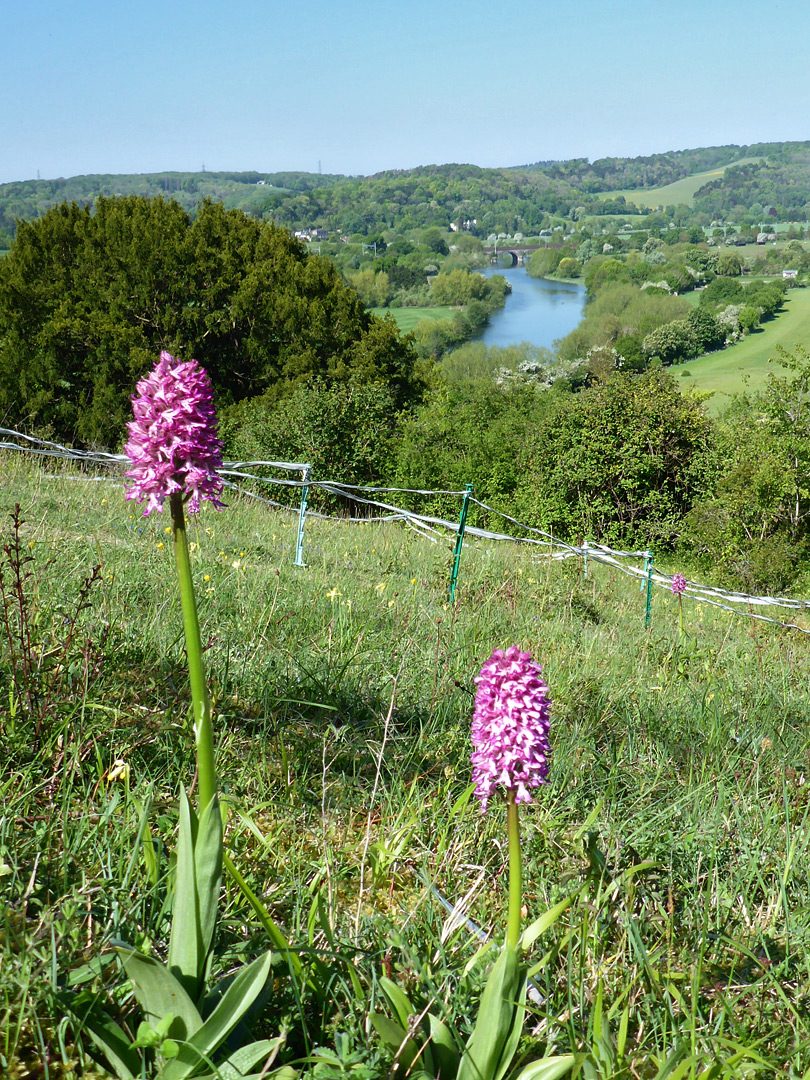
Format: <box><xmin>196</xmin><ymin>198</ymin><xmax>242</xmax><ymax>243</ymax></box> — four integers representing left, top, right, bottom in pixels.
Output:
<box><xmin>5</xmin><ymin>140</ymin><xmax>810</xmax><ymax>248</ymax></box>
<box><xmin>2</xmin><ymin>194</ymin><xmax>810</xmax><ymax>598</ymax></box>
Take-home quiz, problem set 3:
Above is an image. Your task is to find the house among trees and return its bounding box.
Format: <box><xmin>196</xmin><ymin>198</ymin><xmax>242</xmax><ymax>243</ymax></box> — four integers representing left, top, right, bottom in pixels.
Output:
<box><xmin>294</xmin><ymin>227</ymin><xmax>329</xmax><ymax>241</ymax></box>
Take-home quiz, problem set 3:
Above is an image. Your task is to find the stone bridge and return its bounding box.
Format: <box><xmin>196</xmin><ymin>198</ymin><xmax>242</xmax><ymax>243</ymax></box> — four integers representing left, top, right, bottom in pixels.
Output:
<box><xmin>482</xmin><ymin>244</ymin><xmax>547</xmax><ymax>266</ymax></box>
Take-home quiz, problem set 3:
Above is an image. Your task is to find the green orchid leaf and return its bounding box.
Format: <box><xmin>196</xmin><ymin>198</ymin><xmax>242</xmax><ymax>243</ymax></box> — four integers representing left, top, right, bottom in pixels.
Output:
<box><xmin>369</xmin><ymin>1012</ymin><xmax>423</xmax><ymax>1075</ymax></box>
<box><xmin>168</xmin><ymin>787</ymin><xmax>203</xmax><ymax>1000</ymax></box>
<box><xmin>427</xmin><ymin>1012</ymin><xmax>461</xmax><ymax>1078</ymax></box>
<box><xmin>369</xmin><ymin>1012</ymin><xmax>407</xmax><ymax>1052</ymax></box>
<box><xmin>167</xmin><ymin>788</ymin><xmax>223</xmax><ymax>1002</ymax></box>
<box><xmin>57</xmin><ymin>992</ymin><xmax>139</xmax><ymax>1080</ymax></box>
<box><xmin>377</xmin><ymin>975</ymin><xmax>435</xmax><ymax>1076</ymax></box>
<box><xmin>378</xmin><ymin>975</ymin><xmax>414</xmax><ymax>1031</ymax></box>
<box><xmin>458</xmin><ymin>945</ymin><xmax>525</xmax><ymax>1080</ymax></box>
<box><xmin>512</xmin><ymin>1055</ymin><xmax>578</xmax><ymax>1080</ymax></box>
<box><xmin>204</xmin><ymin>1035</ymin><xmax>286</xmax><ymax>1079</ymax></box>
<box><xmin>162</xmin><ymin>949</ymin><xmax>275</xmax><ymax>1080</ymax></box>
<box><xmin>114</xmin><ymin>947</ymin><xmax>202</xmax><ymax>1041</ymax></box>
<box><xmin>195</xmin><ymin>792</ymin><xmax>224</xmax><ymax>963</ymax></box>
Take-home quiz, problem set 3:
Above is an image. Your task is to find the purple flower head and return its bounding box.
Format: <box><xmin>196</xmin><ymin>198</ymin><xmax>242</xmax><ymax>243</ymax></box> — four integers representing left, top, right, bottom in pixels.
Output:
<box><xmin>671</xmin><ymin>573</ymin><xmax>687</xmax><ymax>596</ymax></box>
<box><xmin>125</xmin><ymin>351</ymin><xmax>225</xmax><ymax>516</ymax></box>
<box><xmin>470</xmin><ymin>646</ymin><xmax>551</xmax><ymax>812</ymax></box>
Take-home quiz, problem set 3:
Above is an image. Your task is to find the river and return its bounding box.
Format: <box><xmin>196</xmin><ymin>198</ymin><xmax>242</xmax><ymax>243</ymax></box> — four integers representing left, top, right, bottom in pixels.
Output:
<box><xmin>476</xmin><ymin>263</ymin><xmax>586</xmax><ymax>351</ymax></box>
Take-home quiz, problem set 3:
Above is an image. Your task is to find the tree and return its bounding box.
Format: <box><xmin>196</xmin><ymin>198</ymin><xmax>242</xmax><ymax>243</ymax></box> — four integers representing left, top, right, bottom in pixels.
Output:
<box><xmin>421</xmin><ymin>227</ymin><xmax>449</xmax><ymax>255</ymax></box>
<box><xmin>223</xmin><ymin>378</ymin><xmax>399</xmax><ymax>498</ymax></box>
<box><xmin>515</xmin><ymin>369</ymin><xmax>712</xmax><ymax>547</ymax></box>
<box><xmin>528</xmin><ymin>248</ymin><xmax>562</xmax><ymax>277</ymax></box>
<box><xmin>557</xmin><ymin>257</ymin><xmax>579</xmax><ymax>278</ymax></box>
<box><xmin>716</xmin><ymin>250</ymin><xmax>743</xmax><ymax>276</ymax></box>
<box><xmin>0</xmin><ymin>197</ymin><xmax>421</xmax><ymax>445</ymax></box>
<box><xmin>641</xmin><ymin>320</ymin><xmax>698</xmax><ymax>364</ymax></box>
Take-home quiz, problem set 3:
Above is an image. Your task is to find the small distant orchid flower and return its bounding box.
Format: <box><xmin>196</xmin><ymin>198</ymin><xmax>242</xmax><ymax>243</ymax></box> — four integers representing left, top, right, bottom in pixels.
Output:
<box><xmin>471</xmin><ymin>645</ymin><xmax>551</xmax><ymax>948</ymax></box>
<box><xmin>671</xmin><ymin>573</ymin><xmax>687</xmax><ymax>636</ymax></box>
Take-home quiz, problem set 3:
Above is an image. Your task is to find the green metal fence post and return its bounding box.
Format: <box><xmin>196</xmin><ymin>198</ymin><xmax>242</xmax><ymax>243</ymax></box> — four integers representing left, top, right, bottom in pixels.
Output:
<box><xmin>293</xmin><ymin>466</ymin><xmax>311</xmax><ymax>568</ymax></box>
<box><xmin>583</xmin><ymin>540</ymin><xmax>589</xmax><ymax>580</ymax></box>
<box><xmin>449</xmin><ymin>484</ymin><xmax>473</xmax><ymax>604</ymax></box>
<box><xmin>644</xmin><ymin>549</ymin><xmax>654</xmax><ymax>628</ymax></box>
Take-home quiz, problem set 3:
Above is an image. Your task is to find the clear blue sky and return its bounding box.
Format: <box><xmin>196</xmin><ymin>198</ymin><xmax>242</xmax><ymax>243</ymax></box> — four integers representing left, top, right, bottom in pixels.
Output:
<box><xmin>3</xmin><ymin>0</ymin><xmax>810</xmax><ymax>184</ymax></box>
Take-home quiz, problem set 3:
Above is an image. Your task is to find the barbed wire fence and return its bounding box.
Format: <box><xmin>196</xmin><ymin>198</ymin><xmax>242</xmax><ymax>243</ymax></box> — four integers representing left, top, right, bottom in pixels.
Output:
<box><xmin>2</xmin><ymin>426</ymin><xmax>809</xmax><ymax>635</ymax></box>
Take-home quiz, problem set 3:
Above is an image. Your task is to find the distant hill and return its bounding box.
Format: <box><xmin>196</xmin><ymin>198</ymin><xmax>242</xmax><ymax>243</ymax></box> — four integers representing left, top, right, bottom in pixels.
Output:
<box><xmin>602</xmin><ymin>158</ymin><xmax>763</xmax><ymax>209</ymax></box>
<box><xmin>0</xmin><ymin>169</ymin><xmax>346</xmax><ymax>245</ymax></box>
<box><xmin>3</xmin><ymin>141</ymin><xmax>810</xmax><ymax>245</ymax></box>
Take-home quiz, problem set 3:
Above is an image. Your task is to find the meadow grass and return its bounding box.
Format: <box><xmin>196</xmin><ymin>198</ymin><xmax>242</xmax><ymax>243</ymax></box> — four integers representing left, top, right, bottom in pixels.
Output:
<box><xmin>604</xmin><ymin>159</ymin><xmax>761</xmax><ymax>210</ymax></box>
<box><xmin>677</xmin><ymin>287</ymin><xmax>810</xmax><ymax>410</ymax></box>
<box><xmin>370</xmin><ymin>306</ymin><xmax>457</xmax><ymax>331</ymax></box>
<box><xmin>2</xmin><ymin>451</ymin><xmax>810</xmax><ymax>1077</ymax></box>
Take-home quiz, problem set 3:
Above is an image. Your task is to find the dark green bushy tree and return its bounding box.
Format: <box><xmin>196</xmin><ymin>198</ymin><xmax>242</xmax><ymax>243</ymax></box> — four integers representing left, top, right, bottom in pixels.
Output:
<box><xmin>222</xmin><ymin>379</ymin><xmax>400</xmax><ymax>508</ymax></box>
<box><xmin>0</xmin><ymin>197</ymin><xmax>420</xmax><ymax>446</ymax></box>
<box><xmin>513</xmin><ymin>369</ymin><xmax>712</xmax><ymax>547</ymax></box>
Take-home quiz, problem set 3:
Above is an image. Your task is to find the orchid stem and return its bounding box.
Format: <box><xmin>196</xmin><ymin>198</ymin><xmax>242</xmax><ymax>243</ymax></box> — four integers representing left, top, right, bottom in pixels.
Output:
<box><xmin>171</xmin><ymin>493</ymin><xmax>216</xmax><ymax>815</ymax></box>
<box><xmin>506</xmin><ymin>790</ymin><xmax>522</xmax><ymax>950</ymax></box>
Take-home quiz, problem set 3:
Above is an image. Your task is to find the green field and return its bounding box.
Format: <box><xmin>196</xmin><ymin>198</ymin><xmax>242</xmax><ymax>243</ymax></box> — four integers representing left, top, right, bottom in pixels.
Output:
<box><xmin>371</xmin><ymin>305</ymin><xmax>456</xmax><ymax>331</ymax></box>
<box><xmin>4</xmin><ymin>448</ymin><xmax>810</xmax><ymax>1073</ymax></box>
<box><xmin>677</xmin><ymin>286</ymin><xmax>810</xmax><ymax>409</ymax></box>
<box><xmin>606</xmin><ymin>158</ymin><xmax>760</xmax><ymax>209</ymax></box>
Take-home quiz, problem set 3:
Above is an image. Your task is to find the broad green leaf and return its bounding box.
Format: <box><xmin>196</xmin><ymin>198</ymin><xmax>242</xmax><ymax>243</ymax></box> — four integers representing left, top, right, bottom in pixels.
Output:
<box><xmin>57</xmin><ymin>993</ymin><xmax>139</xmax><ymax>1080</ymax></box>
<box><xmin>616</xmin><ymin>1000</ymin><xmax>630</xmax><ymax>1062</ymax></box>
<box><xmin>165</xmin><ymin>789</ymin><xmax>223</xmax><ymax>1001</ymax></box>
<box><xmin>458</xmin><ymin>946</ymin><xmax>525</xmax><ymax>1080</ymax></box>
<box><xmin>427</xmin><ymin>1012</ymin><xmax>461</xmax><ymax>1078</ymax></box>
<box><xmin>378</xmin><ymin>974</ymin><xmax>415</xmax><ymax>1031</ymax></box>
<box><xmin>513</xmin><ymin>1055</ymin><xmax>578</xmax><ymax>1080</ymax></box>
<box><xmin>368</xmin><ymin>1013</ymin><xmax>422</xmax><ymax>1075</ymax></box>
<box><xmin>209</xmin><ymin>1036</ymin><xmax>286</xmax><ymax>1079</ymax></box>
<box><xmin>369</xmin><ymin>1011</ymin><xmax>408</xmax><ymax>1052</ymax></box>
<box><xmin>195</xmin><ymin>793</ymin><xmax>224</xmax><ymax>963</ymax></box>
<box><xmin>168</xmin><ymin>787</ymin><xmax>203</xmax><ymax>1000</ymax></box>
<box><xmin>162</xmin><ymin>949</ymin><xmax>275</xmax><ymax>1080</ymax></box>
<box><xmin>114</xmin><ymin>948</ymin><xmax>202</xmax><ymax>1041</ymax></box>
<box><xmin>520</xmin><ymin>894</ymin><xmax>576</xmax><ymax>952</ymax></box>
<box><xmin>377</xmin><ymin>976</ymin><xmax>434</xmax><ymax>1076</ymax></box>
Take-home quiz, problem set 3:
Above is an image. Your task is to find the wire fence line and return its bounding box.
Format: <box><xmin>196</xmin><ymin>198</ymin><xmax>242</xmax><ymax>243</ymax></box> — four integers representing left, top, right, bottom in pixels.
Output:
<box><xmin>1</xmin><ymin>427</ymin><xmax>809</xmax><ymax>633</ymax></box>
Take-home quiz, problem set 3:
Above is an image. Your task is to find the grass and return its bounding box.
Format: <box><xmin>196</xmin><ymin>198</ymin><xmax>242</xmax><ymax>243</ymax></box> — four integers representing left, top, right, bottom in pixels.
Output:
<box><xmin>371</xmin><ymin>305</ymin><xmax>457</xmax><ymax>332</ymax></box>
<box><xmin>677</xmin><ymin>287</ymin><xmax>810</xmax><ymax>410</ymax></box>
<box><xmin>3</xmin><ymin>451</ymin><xmax>810</xmax><ymax>1076</ymax></box>
<box><xmin>604</xmin><ymin>159</ymin><xmax>761</xmax><ymax>209</ymax></box>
